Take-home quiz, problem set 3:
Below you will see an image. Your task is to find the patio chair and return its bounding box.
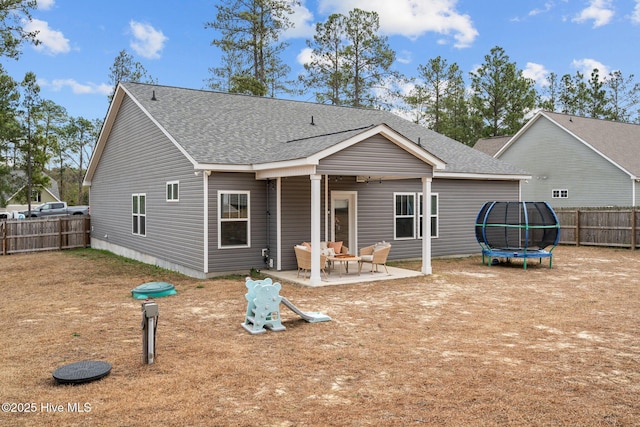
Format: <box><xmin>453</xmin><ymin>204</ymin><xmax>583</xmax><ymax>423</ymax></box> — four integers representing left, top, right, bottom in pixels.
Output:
<box><xmin>359</xmin><ymin>242</ymin><xmax>391</xmax><ymax>273</ymax></box>
<box><xmin>294</xmin><ymin>245</ymin><xmax>328</xmax><ymax>279</ymax></box>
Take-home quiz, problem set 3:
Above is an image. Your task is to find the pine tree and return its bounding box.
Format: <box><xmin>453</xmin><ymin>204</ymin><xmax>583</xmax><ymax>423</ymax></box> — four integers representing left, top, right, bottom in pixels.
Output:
<box><xmin>470</xmin><ymin>46</ymin><xmax>536</xmax><ymax>137</ymax></box>
<box><xmin>0</xmin><ymin>0</ymin><xmax>38</xmax><ymax>60</ymax></box>
<box><xmin>206</xmin><ymin>0</ymin><xmax>297</xmax><ymax>96</ymax></box>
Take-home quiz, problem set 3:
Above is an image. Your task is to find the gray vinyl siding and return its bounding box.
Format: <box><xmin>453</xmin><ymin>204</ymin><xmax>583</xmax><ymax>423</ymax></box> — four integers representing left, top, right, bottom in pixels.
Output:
<box><xmin>276</xmin><ymin>176</ymin><xmax>519</xmax><ymax>269</ymax></box>
<box><xmin>501</xmin><ymin>117</ymin><xmax>633</xmax><ymax>207</ymax></box>
<box><xmin>354</xmin><ymin>178</ymin><xmax>519</xmax><ymax>259</ymax></box>
<box><xmin>317</xmin><ymin>135</ymin><xmax>432</xmax><ymax>177</ymax></box>
<box><xmin>357</xmin><ymin>179</ymin><xmax>416</xmax><ymax>260</ymax></box>
<box><xmin>89</xmin><ymin>95</ymin><xmax>204</xmax><ymax>272</ymax></box>
<box><xmin>280</xmin><ymin>176</ymin><xmax>313</xmax><ymax>270</ymax></box>
<box><xmin>207</xmin><ymin>173</ymin><xmax>269</xmax><ymax>273</ymax></box>
<box><xmin>432</xmin><ymin>179</ymin><xmax>520</xmax><ymax>256</ymax></box>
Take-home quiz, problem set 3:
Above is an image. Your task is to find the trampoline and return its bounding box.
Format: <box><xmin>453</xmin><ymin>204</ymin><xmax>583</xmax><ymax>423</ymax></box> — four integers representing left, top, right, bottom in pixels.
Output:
<box><xmin>475</xmin><ymin>201</ymin><xmax>560</xmax><ymax>269</ymax></box>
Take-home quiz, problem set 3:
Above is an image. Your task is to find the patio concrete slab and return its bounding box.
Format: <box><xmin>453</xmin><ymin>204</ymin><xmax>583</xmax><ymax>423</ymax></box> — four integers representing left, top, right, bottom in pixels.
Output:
<box><xmin>264</xmin><ymin>264</ymin><xmax>425</xmax><ymax>287</ymax></box>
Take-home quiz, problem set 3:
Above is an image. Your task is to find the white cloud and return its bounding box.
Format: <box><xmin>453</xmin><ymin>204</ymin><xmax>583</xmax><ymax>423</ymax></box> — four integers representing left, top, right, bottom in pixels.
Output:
<box><xmin>523</xmin><ymin>62</ymin><xmax>549</xmax><ymax>87</ymax></box>
<box><xmin>24</xmin><ymin>18</ymin><xmax>70</xmax><ymax>55</ymax></box>
<box><xmin>572</xmin><ymin>58</ymin><xmax>609</xmax><ymax>80</ymax></box>
<box><xmin>40</xmin><ymin>78</ymin><xmax>112</xmax><ymax>96</ymax></box>
<box><xmin>129</xmin><ymin>21</ymin><xmax>167</xmax><ymax>60</ymax></box>
<box><xmin>37</xmin><ymin>0</ymin><xmax>56</xmax><ymax>10</ymax></box>
<box><xmin>529</xmin><ymin>2</ymin><xmax>554</xmax><ymax>17</ymax></box>
<box><xmin>572</xmin><ymin>0</ymin><xmax>614</xmax><ymax>28</ymax></box>
<box><xmin>285</xmin><ymin>0</ymin><xmax>316</xmax><ymax>39</ymax></box>
<box><xmin>296</xmin><ymin>47</ymin><xmax>313</xmax><ymax>66</ymax></box>
<box><xmin>631</xmin><ymin>0</ymin><xmax>640</xmax><ymax>24</ymax></box>
<box><xmin>397</xmin><ymin>50</ymin><xmax>412</xmax><ymax>65</ymax></box>
<box><xmin>317</xmin><ymin>0</ymin><xmax>478</xmax><ymax>48</ymax></box>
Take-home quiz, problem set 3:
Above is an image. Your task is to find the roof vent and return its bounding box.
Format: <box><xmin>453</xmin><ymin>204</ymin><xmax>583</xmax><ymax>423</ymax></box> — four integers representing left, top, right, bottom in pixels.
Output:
<box><xmin>151</xmin><ymin>90</ymin><xmax>157</xmax><ymax>101</ymax></box>
<box><xmin>310</xmin><ymin>115</ymin><xmax>315</xmax><ymax>125</ymax></box>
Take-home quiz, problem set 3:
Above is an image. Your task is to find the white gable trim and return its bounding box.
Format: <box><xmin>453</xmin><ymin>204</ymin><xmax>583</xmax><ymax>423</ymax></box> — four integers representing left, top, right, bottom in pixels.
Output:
<box><xmin>307</xmin><ymin>124</ymin><xmax>447</xmax><ymax>170</ymax></box>
<box><xmin>84</xmin><ymin>84</ymin><xmax>198</xmax><ymax>186</ymax></box>
<box><xmin>498</xmin><ymin>111</ymin><xmax>636</xmax><ymax>179</ymax></box>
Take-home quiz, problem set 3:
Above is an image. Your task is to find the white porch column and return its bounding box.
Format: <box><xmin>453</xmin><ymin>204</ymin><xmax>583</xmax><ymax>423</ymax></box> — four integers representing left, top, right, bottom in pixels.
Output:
<box><xmin>310</xmin><ymin>174</ymin><xmax>322</xmax><ymax>285</ymax></box>
<box><xmin>422</xmin><ymin>176</ymin><xmax>432</xmax><ymax>275</ymax></box>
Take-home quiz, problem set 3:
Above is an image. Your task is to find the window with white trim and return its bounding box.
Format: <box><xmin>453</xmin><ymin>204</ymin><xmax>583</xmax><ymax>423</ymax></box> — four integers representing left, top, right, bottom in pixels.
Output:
<box><xmin>395</xmin><ymin>193</ymin><xmax>415</xmax><ymax>239</ymax></box>
<box><xmin>132</xmin><ymin>193</ymin><xmax>146</xmax><ymax>236</ymax></box>
<box><xmin>552</xmin><ymin>189</ymin><xmax>568</xmax><ymax>199</ymax></box>
<box><xmin>219</xmin><ymin>191</ymin><xmax>250</xmax><ymax>247</ymax></box>
<box><xmin>418</xmin><ymin>193</ymin><xmax>439</xmax><ymax>238</ymax></box>
<box><xmin>166</xmin><ymin>181</ymin><xmax>179</xmax><ymax>201</ymax></box>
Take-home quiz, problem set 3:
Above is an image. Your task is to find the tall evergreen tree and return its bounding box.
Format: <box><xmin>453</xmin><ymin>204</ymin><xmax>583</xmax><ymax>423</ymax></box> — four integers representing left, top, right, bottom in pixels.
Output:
<box><xmin>206</xmin><ymin>0</ymin><xmax>297</xmax><ymax>96</ymax></box>
<box><xmin>17</xmin><ymin>72</ymin><xmax>50</xmax><ymax>212</ymax></box>
<box><xmin>410</xmin><ymin>56</ymin><xmax>454</xmax><ymax>132</ymax></box>
<box><xmin>440</xmin><ymin>63</ymin><xmax>475</xmax><ymax>145</ymax></box>
<box><xmin>0</xmin><ymin>65</ymin><xmax>20</xmax><ymax>205</ymax></box>
<box><xmin>558</xmin><ymin>72</ymin><xmax>588</xmax><ymax>116</ymax></box>
<box><xmin>0</xmin><ymin>0</ymin><xmax>38</xmax><ymax>60</ymax></box>
<box><xmin>301</xmin><ymin>8</ymin><xmax>395</xmax><ymax>108</ymax></box>
<box><xmin>341</xmin><ymin>9</ymin><xmax>395</xmax><ymax>107</ymax></box>
<box><xmin>469</xmin><ymin>46</ymin><xmax>536</xmax><ymax>137</ymax></box>
<box><xmin>538</xmin><ymin>72</ymin><xmax>559</xmax><ymax>112</ymax></box>
<box><xmin>605</xmin><ymin>70</ymin><xmax>640</xmax><ymax>122</ymax></box>
<box><xmin>585</xmin><ymin>69</ymin><xmax>610</xmax><ymax>118</ymax></box>
<box><xmin>107</xmin><ymin>49</ymin><xmax>157</xmax><ymax>99</ymax></box>
<box><xmin>302</xmin><ymin>13</ymin><xmax>347</xmax><ymax>105</ymax></box>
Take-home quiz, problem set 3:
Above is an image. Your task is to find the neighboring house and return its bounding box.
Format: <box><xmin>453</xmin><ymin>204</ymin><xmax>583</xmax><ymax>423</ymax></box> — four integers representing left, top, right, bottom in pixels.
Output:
<box><xmin>487</xmin><ymin>111</ymin><xmax>640</xmax><ymax>208</ymax></box>
<box><xmin>473</xmin><ymin>135</ymin><xmax>512</xmax><ymax>157</ymax></box>
<box><xmin>84</xmin><ymin>82</ymin><xmax>529</xmax><ymax>282</ymax></box>
<box><xmin>2</xmin><ymin>171</ymin><xmax>61</xmax><ymax>212</ymax></box>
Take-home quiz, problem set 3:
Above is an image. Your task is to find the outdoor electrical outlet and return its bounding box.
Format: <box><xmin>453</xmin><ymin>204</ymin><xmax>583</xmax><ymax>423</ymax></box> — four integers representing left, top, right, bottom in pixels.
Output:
<box><xmin>261</xmin><ymin>248</ymin><xmax>268</xmax><ymax>257</ymax></box>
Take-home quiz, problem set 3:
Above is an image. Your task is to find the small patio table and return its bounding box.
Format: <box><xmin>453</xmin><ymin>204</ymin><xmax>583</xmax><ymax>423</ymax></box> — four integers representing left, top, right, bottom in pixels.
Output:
<box><xmin>328</xmin><ymin>254</ymin><xmax>361</xmax><ymax>277</ymax></box>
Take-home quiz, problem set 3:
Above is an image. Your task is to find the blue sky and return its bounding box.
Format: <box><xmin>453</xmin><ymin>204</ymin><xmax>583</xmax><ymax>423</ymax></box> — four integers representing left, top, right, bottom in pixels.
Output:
<box><xmin>2</xmin><ymin>0</ymin><xmax>639</xmax><ymax>121</ymax></box>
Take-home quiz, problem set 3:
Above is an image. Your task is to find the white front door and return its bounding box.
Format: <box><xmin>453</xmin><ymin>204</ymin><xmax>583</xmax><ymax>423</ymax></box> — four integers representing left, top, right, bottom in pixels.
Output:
<box><xmin>331</xmin><ymin>191</ymin><xmax>357</xmax><ymax>254</ymax></box>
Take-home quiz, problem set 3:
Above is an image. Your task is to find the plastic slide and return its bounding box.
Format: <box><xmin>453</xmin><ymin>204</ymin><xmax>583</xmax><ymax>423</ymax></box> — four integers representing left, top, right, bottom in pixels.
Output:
<box><xmin>280</xmin><ymin>297</ymin><xmax>331</xmax><ymax>323</ymax></box>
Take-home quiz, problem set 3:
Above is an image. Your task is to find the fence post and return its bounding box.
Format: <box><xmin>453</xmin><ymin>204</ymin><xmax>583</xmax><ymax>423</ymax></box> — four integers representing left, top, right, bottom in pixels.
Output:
<box><xmin>1</xmin><ymin>221</ymin><xmax>5</xmax><ymax>255</ymax></box>
<box><xmin>58</xmin><ymin>217</ymin><xmax>63</xmax><ymax>250</ymax></box>
<box><xmin>85</xmin><ymin>217</ymin><xmax>91</xmax><ymax>247</ymax></box>
<box><xmin>632</xmin><ymin>209</ymin><xmax>637</xmax><ymax>250</ymax></box>
<box><xmin>575</xmin><ymin>209</ymin><xmax>580</xmax><ymax>246</ymax></box>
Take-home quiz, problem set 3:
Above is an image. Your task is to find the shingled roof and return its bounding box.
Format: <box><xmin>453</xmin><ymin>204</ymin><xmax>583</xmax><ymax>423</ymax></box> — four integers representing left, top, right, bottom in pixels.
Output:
<box><xmin>501</xmin><ymin>111</ymin><xmax>640</xmax><ymax>177</ymax></box>
<box><xmin>103</xmin><ymin>82</ymin><xmax>527</xmax><ymax>177</ymax></box>
<box><xmin>473</xmin><ymin>135</ymin><xmax>512</xmax><ymax>157</ymax></box>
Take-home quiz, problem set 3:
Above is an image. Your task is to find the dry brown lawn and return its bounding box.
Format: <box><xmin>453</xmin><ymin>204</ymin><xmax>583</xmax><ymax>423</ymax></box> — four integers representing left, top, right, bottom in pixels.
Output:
<box><xmin>0</xmin><ymin>245</ymin><xmax>639</xmax><ymax>426</ymax></box>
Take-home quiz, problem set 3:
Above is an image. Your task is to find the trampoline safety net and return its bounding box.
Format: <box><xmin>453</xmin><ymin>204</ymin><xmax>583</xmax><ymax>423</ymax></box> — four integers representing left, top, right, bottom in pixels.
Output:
<box><xmin>475</xmin><ymin>201</ymin><xmax>560</xmax><ymax>251</ymax></box>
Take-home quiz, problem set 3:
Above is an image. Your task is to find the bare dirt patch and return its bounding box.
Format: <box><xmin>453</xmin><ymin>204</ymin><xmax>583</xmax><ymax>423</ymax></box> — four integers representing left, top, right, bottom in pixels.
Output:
<box><xmin>1</xmin><ymin>246</ymin><xmax>639</xmax><ymax>426</ymax></box>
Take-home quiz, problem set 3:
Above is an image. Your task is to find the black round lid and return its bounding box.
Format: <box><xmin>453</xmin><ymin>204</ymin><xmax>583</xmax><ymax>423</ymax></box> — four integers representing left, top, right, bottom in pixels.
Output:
<box><xmin>53</xmin><ymin>360</ymin><xmax>112</xmax><ymax>384</ymax></box>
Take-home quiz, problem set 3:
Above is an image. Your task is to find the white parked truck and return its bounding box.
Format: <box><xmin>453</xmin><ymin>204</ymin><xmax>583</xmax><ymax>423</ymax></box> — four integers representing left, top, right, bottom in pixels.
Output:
<box><xmin>19</xmin><ymin>202</ymin><xmax>89</xmax><ymax>218</ymax></box>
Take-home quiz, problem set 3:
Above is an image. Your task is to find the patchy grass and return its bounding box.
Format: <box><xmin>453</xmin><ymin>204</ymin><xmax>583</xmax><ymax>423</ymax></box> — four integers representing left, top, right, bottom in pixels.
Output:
<box><xmin>1</xmin><ymin>246</ymin><xmax>639</xmax><ymax>426</ymax></box>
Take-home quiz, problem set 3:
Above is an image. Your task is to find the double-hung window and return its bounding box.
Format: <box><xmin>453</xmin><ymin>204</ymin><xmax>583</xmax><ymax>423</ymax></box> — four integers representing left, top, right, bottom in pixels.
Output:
<box><xmin>219</xmin><ymin>191</ymin><xmax>250</xmax><ymax>247</ymax></box>
<box><xmin>418</xmin><ymin>193</ymin><xmax>439</xmax><ymax>238</ymax></box>
<box><xmin>132</xmin><ymin>193</ymin><xmax>146</xmax><ymax>236</ymax></box>
<box><xmin>395</xmin><ymin>193</ymin><xmax>416</xmax><ymax>239</ymax></box>
<box><xmin>395</xmin><ymin>192</ymin><xmax>439</xmax><ymax>240</ymax></box>
<box><xmin>166</xmin><ymin>181</ymin><xmax>179</xmax><ymax>202</ymax></box>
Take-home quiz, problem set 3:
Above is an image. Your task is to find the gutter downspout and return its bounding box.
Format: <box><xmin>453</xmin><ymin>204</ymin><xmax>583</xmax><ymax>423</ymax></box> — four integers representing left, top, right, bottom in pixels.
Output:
<box><xmin>203</xmin><ymin>172</ymin><xmax>209</xmax><ymax>274</ymax></box>
<box><xmin>276</xmin><ymin>177</ymin><xmax>282</xmax><ymax>270</ymax></box>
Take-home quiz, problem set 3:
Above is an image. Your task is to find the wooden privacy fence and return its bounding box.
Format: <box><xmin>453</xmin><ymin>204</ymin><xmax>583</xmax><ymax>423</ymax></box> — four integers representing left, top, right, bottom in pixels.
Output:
<box><xmin>555</xmin><ymin>208</ymin><xmax>639</xmax><ymax>249</ymax></box>
<box><xmin>1</xmin><ymin>216</ymin><xmax>91</xmax><ymax>255</ymax></box>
